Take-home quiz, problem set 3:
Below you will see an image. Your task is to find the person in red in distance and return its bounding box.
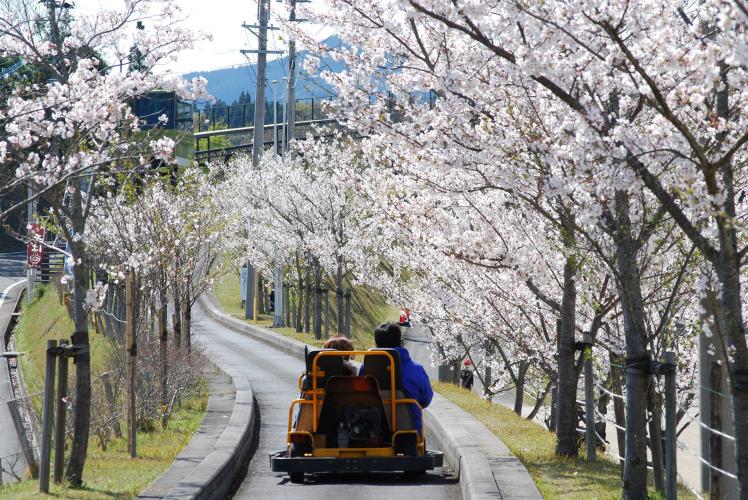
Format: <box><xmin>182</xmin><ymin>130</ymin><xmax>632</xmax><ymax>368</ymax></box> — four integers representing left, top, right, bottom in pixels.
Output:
<box><xmin>398</xmin><ymin>307</ymin><xmax>412</xmax><ymax>327</ymax></box>
<box><xmin>460</xmin><ymin>359</ymin><xmax>474</xmax><ymax>390</ymax></box>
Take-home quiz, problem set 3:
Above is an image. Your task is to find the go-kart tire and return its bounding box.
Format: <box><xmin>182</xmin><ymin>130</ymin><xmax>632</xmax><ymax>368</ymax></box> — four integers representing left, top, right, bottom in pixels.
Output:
<box><xmin>290</xmin><ymin>472</ymin><xmax>305</xmax><ymax>484</ymax></box>
<box><xmin>403</xmin><ymin>469</ymin><xmax>426</xmax><ymax>480</ymax></box>
<box><xmin>289</xmin><ymin>443</ymin><xmax>306</xmax><ymax>484</ymax></box>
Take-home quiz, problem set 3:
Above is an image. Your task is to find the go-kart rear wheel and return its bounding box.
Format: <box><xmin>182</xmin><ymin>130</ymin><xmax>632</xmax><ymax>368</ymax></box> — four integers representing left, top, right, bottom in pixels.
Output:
<box><xmin>289</xmin><ymin>472</ymin><xmax>305</xmax><ymax>484</ymax></box>
<box><xmin>403</xmin><ymin>469</ymin><xmax>426</xmax><ymax>480</ymax></box>
<box><xmin>289</xmin><ymin>443</ymin><xmax>306</xmax><ymax>484</ymax></box>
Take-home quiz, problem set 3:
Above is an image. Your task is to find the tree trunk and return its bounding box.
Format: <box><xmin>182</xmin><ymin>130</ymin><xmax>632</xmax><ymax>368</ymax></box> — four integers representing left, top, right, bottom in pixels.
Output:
<box><xmin>710</xmin><ymin>362</ymin><xmax>723</xmax><ymax>500</ymax></box>
<box><xmin>610</xmin><ymin>352</ymin><xmax>626</xmax><ymax>473</ymax></box>
<box><xmin>284</xmin><ymin>277</ymin><xmax>291</xmax><ymax>327</ymax></box>
<box><xmin>159</xmin><ymin>290</ymin><xmax>168</xmax><ymax>429</ymax></box>
<box><xmin>304</xmin><ymin>266</ymin><xmax>312</xmax><ymax>333</ymax></box>
<box><xmin>257</xmin><ymin>274</ymin><xmax>264</xmax><ymax>315</ymax></box>
<box><xmin>514</xmin><ymin>360</ymin><xmax>529</xmax><ymax>415</ymax></box>
<box><xmin>183</xmin><ymin>290</ymin><xmax>191</xmax><ymax>352</ymax></box>
<box><xmin>313</xmin><ymin>264</ymin><xmax>322</xmax><ymax>340</ymax></box>
<box><xmin>613</xmin><ymin>190</ymin><xmax>650</xmax><ymax>500</ymax></box>
<box><xmin>647</xmin><ymin>380</ymin><xmax>665</xmax><ymax>494</ymax></box>
<box><xmin>712</xmin><ymin>64</ymin><xmax>748</xmax><ymax>499</ymax></box>
<box><xmin>336</xmin><ymin>261</ymin><xmax>344</xmax><ymax>334</ymax></box>
<box><xmin>65</xmin><ymin>187</ymin><xmax>91</xmax><ymax>486</ymax></box>
<box><xmin>173</xmin><ymin>290</ymin><xmax>182</xmax><ymax>348</ymax></box>
<box><xmin>295</xmin><ymin>264</ymin><xmax>304</xmax><ymax>332</ymax></box>
<box><xmin>555</xmin><ymin>212</ymin><xmax>579</xmax><ymax>457</ymax></box>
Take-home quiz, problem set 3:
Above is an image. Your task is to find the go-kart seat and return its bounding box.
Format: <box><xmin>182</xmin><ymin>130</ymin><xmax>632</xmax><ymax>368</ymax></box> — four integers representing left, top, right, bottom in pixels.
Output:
<box><xmin>303</xmin><ymin>349</ymin><xmax>349</xmax><ymax>391</ymax></box>
<box><xmin>362</xmin><ymin>348</ymin><xmax>416</xmax><ymax>431</ymax></box>
<box><xmin>294</xmin><ymin>349</ymin><xmax>350</xmax><ymax>434</ymax></box>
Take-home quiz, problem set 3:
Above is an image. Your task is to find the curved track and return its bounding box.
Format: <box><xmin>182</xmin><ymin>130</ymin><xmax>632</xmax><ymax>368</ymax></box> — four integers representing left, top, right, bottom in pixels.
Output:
<box><xmin>192</xmin><ymin>305</ymin><xmax>458</xmax><ymax>499</ymax></box>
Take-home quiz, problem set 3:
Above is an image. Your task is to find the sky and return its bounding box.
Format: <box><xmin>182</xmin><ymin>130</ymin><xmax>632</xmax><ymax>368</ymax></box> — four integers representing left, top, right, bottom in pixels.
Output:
<box><xmin>72</xmin><ymin>0</ymin><xmax>331</xmax><ymax>75</ymax></box>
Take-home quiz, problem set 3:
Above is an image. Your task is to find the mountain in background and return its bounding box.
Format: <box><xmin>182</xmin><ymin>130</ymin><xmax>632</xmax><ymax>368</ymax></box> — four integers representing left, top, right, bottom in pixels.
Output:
<box><xmin>184</xmin><ymin>35</ymin><xmax>345</xmax><ymax>105</ymax></box>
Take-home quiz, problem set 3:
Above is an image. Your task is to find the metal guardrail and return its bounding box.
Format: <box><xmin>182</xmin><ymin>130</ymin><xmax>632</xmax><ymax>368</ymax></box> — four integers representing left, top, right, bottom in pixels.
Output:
<box><xmin>193</xmin><ymin>118</ymin><xmax>339</xmax><ymax>162</ymax></box>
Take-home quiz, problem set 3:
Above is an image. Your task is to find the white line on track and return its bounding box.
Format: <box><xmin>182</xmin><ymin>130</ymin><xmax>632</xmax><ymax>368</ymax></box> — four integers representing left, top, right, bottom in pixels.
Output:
<box><xmin>0</xmin><ymin>279</ymin><xmax>26</xmax><ymax>311</ymax></box>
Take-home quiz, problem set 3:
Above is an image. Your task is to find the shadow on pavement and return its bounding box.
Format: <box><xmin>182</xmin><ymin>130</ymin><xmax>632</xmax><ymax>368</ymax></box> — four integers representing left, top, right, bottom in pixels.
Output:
<box><xmin>275</xmin><ymin>469</ymin><xmax>458</xmax><ymax>487</ymax></box>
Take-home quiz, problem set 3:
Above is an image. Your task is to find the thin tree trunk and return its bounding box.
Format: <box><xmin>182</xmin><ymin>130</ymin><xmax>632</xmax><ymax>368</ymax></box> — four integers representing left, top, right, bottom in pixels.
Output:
<box><xmin>284</xmin><ymin>279</ymin><xmax>291</xmax><ymax>327</ymax></box>
<box><xmin>313</xmin><ymin>264</ymin><xmax>322</xmax><ymax>340</ymax></box>
<box><xmin>527</xmin><ymin>379</ymin><xmax>553</xmax><ymax>422</ymax></box>
<box><xmin>173</xmin><ymin>289</ymin><xmax>182</xmax><ymax>348</ymax></box>
<box><xmin>610</xmin><ymin>351</ymin><xmax>626</xmax><ymax>472</ymax></box>
<box><xmin>159</xmin><ymin>290</ymin><xmax>168</xmax><ymax>428</ymax></box>
<box><xmin>184</xmin><ymin>290</ymin><xmax>191</xmax><ymax>352</ymax></box>
<box><xmin>65</xmin><ymin>185</ymin><xmax>91</xmax><ymax>486</ymax></box>
<box><xmin>336</xmin><ymin>261</ymin><xmax>344</xmax><ymax>333</ymax></box>
<box><xmin>647</xmin><ymin>380</ymin><xmax>665</xmax><ymax>494</ymax></box>
<box><xmin>257</xmin><ymin>274</ymin><xmax>264</xmax><ymax>315</ymax></box>
<box><xmin>304</xmin><ymin>266</ymin><xmax>312</xmax><ymax>333</ymax></box>
<box><xmin>555</xmin><ymin>211</ymin><xmax>579</xmax><ymax>457</ymax></box>
<box><xmin>710</xmin><ymin>362</ymin><xmax>722</xmax><ymax>500</ymax></box>
<box><xmin>513</xmin><ymin>361</ymin><xmax>529</xmax><ymax>415</ymax></box>
<box><xmin>295</xmin><ymin>265</ymin><xmax>304</xmax><ymax>332</ymax></box>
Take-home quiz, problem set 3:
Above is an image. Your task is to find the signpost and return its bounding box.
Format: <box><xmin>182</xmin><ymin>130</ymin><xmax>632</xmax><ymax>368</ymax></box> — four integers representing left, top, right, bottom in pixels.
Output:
<box><xmin>26</xmin><ymin>223</ymin><xmax>45</xmax><ymax>302</ymax></box>
<box><xmin>26</xmin><ymin>224</ymin><xmax>45</xmax><ymax>269</ymax></box>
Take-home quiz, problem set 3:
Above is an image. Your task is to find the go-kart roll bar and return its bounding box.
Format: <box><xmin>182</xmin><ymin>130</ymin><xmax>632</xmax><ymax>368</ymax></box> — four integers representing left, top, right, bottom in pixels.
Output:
<box><xmin>311</xmin><ymin>350</ymin><xmax>397</xmax><ymax>432</ymax></box>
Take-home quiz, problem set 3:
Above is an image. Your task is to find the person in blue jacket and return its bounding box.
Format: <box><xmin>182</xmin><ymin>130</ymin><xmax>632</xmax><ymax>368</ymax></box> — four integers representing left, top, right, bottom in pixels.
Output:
<box><xmin>360</xmin><ymin>322</ymin><xmax>433</xmax><ymax>434</ymax></box>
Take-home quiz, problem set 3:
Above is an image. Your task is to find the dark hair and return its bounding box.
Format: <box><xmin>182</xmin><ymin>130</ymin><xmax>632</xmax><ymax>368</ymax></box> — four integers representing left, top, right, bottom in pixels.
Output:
<box><xmin>323</xmin><ymin>336</ymin><xmax>355</xmax><ymax>360</ymax></box>
<box><xmin>374</xmin><ymin>323</ymin><xmax>402</xmax><ymax>348</ymax></box>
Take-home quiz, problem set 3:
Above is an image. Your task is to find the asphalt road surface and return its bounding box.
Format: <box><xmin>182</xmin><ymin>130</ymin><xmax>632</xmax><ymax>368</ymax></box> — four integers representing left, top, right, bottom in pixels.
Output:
<box><xmin>192</xmin><ymin>305</ymin><xmax>459</xmax><ymax>499</ymax></box>
<box><xmin>0</xmin><ymin>252</ymin><xmax>29</xmax><ymax>484</ymax></box>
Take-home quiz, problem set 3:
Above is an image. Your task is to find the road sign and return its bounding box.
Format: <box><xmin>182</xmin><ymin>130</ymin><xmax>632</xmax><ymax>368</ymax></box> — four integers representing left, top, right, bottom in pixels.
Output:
<box><xmin>26</xmin><ymin>224</ymin><xmax>45</xmax><ymax>269</ymax></box>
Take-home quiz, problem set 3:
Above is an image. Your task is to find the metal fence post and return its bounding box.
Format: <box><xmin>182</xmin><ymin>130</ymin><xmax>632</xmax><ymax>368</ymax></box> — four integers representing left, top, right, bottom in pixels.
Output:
<box><xmin>39</xmin><ymin>339</ymin><xmax>57</xmax><ymax>493</ymax></box>
<box><xmin>663</xmin><ymin>352</ymin><xmax>677</xmax><ymax>500</ymax></box>
<box><xmin>53</xmin><ymin>343</ymin><xmax>68</xmax><ymax>484</ymax></box>
<box><xmin>583</xmin><ymin>332</ymin><xmax>596</xmax><ymax>461</ymax></box>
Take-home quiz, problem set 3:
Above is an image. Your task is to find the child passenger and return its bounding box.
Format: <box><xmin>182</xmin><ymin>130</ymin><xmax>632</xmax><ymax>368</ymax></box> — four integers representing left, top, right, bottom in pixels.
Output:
<box><xmin>323</xmin><ymin>336</ymin><xmax>358</xmax><ymax>375</ymax></box>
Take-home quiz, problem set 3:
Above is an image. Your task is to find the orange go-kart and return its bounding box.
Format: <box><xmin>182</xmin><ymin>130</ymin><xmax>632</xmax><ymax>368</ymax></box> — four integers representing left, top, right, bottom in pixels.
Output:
<box><xmin>269</xmin><ymin>347</ymin><xmax>443</xmax><ymax>483</ymax></box>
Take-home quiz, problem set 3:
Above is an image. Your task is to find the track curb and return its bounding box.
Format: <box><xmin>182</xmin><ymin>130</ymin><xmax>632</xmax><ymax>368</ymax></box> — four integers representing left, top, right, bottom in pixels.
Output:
<box><xmin>199</xmin><ymin>291</ymin><xmax>541</xmax><ymax>500</ymax></box>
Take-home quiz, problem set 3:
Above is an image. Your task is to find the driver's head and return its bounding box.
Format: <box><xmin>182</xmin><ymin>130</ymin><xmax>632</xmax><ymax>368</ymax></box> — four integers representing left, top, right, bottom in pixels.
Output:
<box><xmin>374</xmin><ymin>323</ymin><xmax>402</xmax><ymax>348</ymax></box>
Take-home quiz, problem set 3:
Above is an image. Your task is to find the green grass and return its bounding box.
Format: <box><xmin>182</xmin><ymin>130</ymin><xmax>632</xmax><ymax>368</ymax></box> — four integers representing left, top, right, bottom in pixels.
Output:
<box><xmin>214</xmin><ymin>269</ymin><xmax>398</xmax><ymax>351</ymax></box>
<box><xmin>433</xmin><ymin>382</ymin><xmax>696</xmax><ymax>499</ymax></box>
<box><xmin>0</xmin><ymin>394</ymin><xmax>207</xmax><ymax>498</ymax></box>
<box><xmin>1</xmin><ymin>286</ymin><xmax>208</xmax><ymax>498</ymax></box>
<box><xmin>14</xmin><ymin>286</ymin><xmax>111</xmax><ymax>414</ymax></box>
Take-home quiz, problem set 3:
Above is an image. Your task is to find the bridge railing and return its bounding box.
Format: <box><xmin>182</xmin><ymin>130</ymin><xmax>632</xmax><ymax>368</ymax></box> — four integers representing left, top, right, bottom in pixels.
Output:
<box><xmin>193</xmin><ymin>96</ymin><xmax>335</xmax><ymax>133</ymax></box>
<box><xmin>194</xmin><ymin>118</ymin><xmax>338</xmax><ymax>155</ymax></box>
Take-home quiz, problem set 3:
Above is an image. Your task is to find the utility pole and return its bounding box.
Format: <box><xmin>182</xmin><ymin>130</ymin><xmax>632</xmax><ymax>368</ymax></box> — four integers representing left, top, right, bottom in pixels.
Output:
<box><xmin>26</xmin><ymin>184</ymin><xmax>36</xmax><ymax>304</ymax></box>
<box><xmin>285</xmin><ymin>0</ymin><xmax>298</xmax><ymax>148</ymax></box>
<box><xmin>241</xmin><ymin>0</ymin><xmax>279</xmax><ymax>322</ymax></box>
<box><xmin>241</xmin><ymin>0</ymin><xmax>277</xmax><ymax>168</ymax></box>
<box><xmin>272</xmin><ymin>80</ymin><xmax>279</xmax><ymax>155</ymax></box>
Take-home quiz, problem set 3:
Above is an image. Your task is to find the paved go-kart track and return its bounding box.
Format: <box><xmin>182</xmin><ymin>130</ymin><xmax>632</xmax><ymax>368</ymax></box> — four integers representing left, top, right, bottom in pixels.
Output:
<box><xmin>0</xmin><ymin>252</ymin><xmax>29</xmax><ymax>484</ymax></box>
<box><xmin>192</xmin><ymin>305</ymin><xmax>459</xmax><ymax>499</ymax></box>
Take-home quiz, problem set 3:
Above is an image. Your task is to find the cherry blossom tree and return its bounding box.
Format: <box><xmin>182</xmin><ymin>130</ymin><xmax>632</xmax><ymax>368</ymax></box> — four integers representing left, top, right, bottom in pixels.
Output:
<box><xmin>0</xmin><ymin>0</ymin><xmax>205</xmax><ymax>483</ymax></box>
<box><xmin>286</xmin><ymin>1</ymin><xmax>739</xmax><ymax>496</ymax></box>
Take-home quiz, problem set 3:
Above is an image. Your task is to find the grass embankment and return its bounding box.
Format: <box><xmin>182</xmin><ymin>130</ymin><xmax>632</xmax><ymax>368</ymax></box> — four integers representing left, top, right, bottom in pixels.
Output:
<box><xmin>434</xmin><ymin>382</ymin><xmax>695</xmax><ymax>499</ymax></box>
<box><xmin>1</xmin><ymin>286</ymin><xmax>208</xmax><ymax>499</ymax></box>
<box><xmin>214</xmin><ymin>270</ymin><xmax>398</xmax><ymax>350</ymax></box>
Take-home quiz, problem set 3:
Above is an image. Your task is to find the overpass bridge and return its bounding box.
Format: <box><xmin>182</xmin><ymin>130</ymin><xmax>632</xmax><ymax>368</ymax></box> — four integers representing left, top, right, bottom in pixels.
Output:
<box><xmin>193</xmin><ymin>118</ymin><xmax>338</xmax><ymax>163</ymax></box>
